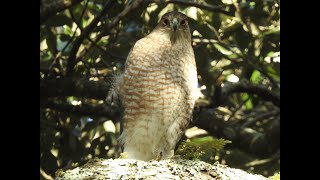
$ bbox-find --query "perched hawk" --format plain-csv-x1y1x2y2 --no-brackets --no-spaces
116,11,198,160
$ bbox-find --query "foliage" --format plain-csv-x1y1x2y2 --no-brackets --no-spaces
176,136,231,160
40,0,280,178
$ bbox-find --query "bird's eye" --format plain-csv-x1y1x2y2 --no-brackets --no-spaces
163,19,169,26
180,20,187,26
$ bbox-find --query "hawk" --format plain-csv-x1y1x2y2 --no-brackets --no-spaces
115,11,198,160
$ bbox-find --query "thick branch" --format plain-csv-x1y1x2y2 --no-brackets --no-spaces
40,0,84,24
241,110,279,128
41,101,119,118
165,0,233,16
212,80,280,107
192,107,280,157
40,77,110,100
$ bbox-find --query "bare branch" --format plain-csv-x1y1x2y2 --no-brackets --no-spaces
40,0,85,24
212,80,280,107
192,107,280,157
241,110,280,128
40,77,110,100
41,100,119,118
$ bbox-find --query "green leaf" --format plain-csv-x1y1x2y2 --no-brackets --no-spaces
213,43,232,55
250,70,261,84
266,51,275,58
260,28,280,38
242,93,253,110
270,172,280,180
266,62,280,82
245,99,253,109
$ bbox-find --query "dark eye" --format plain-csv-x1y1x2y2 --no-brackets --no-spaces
163,19,169,26
180,20,187,26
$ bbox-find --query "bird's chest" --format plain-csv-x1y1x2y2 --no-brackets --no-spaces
122,37,197,113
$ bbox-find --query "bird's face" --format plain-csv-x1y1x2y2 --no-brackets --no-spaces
157,11,190,34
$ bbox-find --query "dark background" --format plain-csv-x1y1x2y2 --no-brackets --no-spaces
40,0,280,179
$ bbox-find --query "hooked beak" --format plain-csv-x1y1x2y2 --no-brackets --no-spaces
171,18,179,32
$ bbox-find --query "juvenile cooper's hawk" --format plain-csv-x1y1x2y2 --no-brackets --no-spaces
116,11,198,160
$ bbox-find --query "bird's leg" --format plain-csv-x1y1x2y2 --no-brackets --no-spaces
170,154,181,159
155,152,162,161
153,134,176,161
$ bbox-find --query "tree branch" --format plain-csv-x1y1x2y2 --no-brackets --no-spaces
192,107,280,157
212,80,280,107
40,77,110,100
165,0,233,16
40,0,85,24
40,78,279,108
241,110,279,128
41,100,119,118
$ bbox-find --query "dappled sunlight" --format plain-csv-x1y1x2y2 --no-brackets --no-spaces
227,74,239,82
185,126,208,138
103,120,116,133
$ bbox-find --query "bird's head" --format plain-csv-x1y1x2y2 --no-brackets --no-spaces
155,11,191,43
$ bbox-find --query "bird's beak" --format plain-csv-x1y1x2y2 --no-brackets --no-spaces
171,18,179,32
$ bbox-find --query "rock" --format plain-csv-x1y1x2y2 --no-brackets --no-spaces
55,158,269,180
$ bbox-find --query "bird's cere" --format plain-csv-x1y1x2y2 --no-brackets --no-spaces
172,18,178,31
